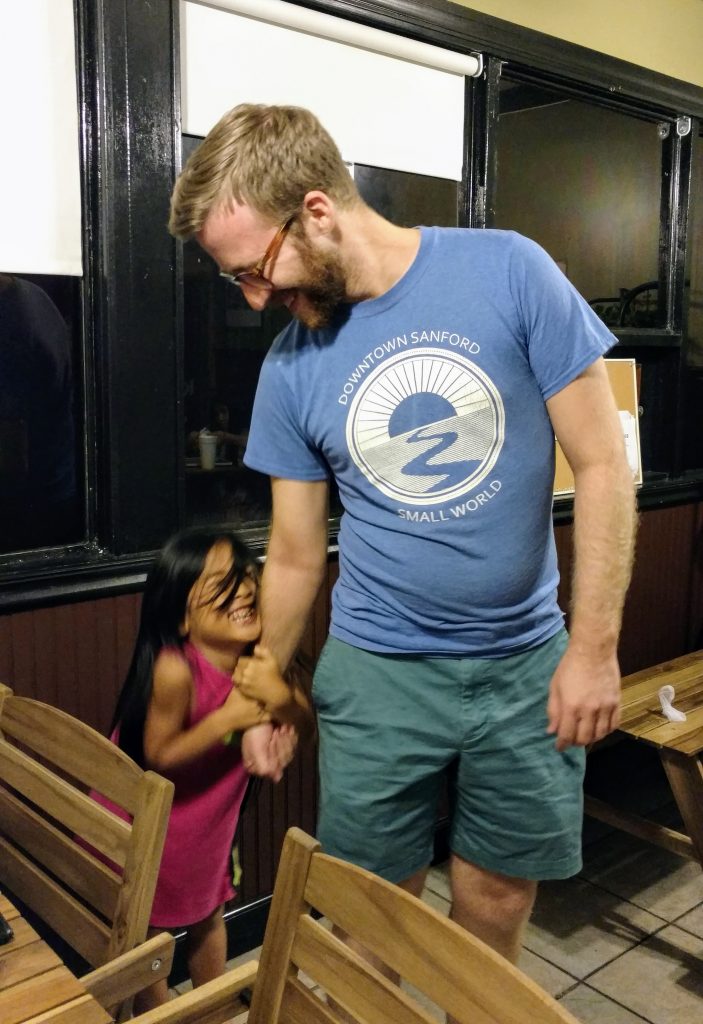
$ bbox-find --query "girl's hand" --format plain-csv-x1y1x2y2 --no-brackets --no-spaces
222,683,270,732
271,723,298,771
235,645,291,713
240,723,298,781
241,723,282,782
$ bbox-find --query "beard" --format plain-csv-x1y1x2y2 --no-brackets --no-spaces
289,236,347,330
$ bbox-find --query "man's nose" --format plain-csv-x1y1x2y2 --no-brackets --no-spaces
240,282,271,310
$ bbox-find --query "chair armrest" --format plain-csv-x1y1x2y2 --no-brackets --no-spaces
83,933,175,1007
130,960,259,1024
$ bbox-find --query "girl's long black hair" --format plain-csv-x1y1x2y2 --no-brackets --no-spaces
111,526,258,767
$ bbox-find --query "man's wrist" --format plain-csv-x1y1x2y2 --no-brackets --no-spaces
567,629,619,660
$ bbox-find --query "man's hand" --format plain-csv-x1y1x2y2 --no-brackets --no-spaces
546,645,621,751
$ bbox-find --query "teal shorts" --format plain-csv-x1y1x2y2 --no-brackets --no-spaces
312,630,584,884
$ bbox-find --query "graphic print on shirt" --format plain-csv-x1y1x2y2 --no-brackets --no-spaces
345,347,505,506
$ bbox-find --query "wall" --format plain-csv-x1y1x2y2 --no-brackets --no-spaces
451,0,703,89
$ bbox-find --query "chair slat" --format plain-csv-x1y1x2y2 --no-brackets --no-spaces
122,960,259,1024
247,828,319,1024
0,837,110,966
0,786,121,918
83,933,175,1009
0,739,131,864
1,695,142,809
108,772,174,960
305,853,580,1024
291,916,437,1024
279,976,342,1024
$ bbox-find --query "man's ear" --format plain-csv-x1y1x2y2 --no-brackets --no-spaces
300,190,336,236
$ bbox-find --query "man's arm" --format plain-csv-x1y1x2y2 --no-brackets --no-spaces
240,477,329,779
545,357,638,751
260,477,330,670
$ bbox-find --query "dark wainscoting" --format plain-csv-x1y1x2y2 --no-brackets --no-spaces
554,500,703,674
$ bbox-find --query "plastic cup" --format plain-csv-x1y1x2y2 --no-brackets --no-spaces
198,433,217,470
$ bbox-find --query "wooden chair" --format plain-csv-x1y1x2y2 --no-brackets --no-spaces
585,650,703,865
112,826,578,1024
83,932,176,1011
0,683,174,974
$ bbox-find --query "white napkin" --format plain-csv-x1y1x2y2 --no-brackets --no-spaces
658,684,687,723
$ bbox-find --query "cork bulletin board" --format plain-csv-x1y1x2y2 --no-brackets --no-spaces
554,358,642,496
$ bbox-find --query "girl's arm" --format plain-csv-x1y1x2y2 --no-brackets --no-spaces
143,650,270,772
235,645,313,739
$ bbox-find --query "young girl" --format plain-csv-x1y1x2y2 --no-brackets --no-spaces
108,525,310,1010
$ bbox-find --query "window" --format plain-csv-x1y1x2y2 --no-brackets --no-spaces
0,273,85,555
683,129,703,472
494,78,666,330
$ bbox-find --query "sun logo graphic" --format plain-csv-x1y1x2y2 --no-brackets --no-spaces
346,348,504,506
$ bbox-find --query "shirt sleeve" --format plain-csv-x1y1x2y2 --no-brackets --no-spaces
509,234,617,400
243,348,329,481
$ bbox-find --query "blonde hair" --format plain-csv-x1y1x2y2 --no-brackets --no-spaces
169,104,359,239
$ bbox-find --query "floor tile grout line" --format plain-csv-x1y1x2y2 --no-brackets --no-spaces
560,980,657,1024
521,915,674,988
518,947,581,981
666,898,703,938
575,919,672,986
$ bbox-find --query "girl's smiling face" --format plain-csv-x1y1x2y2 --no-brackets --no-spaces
181,540,260,665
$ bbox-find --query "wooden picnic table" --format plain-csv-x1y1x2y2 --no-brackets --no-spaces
585,650,703,864
0,891,111,1024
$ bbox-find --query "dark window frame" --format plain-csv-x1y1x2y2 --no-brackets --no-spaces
3,0,703,611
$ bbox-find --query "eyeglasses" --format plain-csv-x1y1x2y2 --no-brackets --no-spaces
219,216,295,291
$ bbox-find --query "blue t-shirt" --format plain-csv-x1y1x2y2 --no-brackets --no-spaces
244,228,615,656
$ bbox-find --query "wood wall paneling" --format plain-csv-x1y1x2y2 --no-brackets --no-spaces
555,503,702,676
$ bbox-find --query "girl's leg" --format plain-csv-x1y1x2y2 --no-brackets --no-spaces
133,926,172,1011
186,904,227,988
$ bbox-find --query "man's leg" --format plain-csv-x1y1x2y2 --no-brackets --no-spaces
449,854,536,963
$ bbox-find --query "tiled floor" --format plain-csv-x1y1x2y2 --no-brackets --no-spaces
177,744,703,1022
423,828,703,1023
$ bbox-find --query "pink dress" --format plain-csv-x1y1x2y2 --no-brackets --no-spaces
92,643,250,928
149,643,250,927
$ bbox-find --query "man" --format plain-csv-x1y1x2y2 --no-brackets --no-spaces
169,104,637,972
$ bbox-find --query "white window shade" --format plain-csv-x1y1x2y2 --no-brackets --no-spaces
181,0,479,181
0,0,82,276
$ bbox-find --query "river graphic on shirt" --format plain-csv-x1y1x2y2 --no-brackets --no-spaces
345,348,504,505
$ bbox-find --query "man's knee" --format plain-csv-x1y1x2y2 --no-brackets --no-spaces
450,854,537,928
